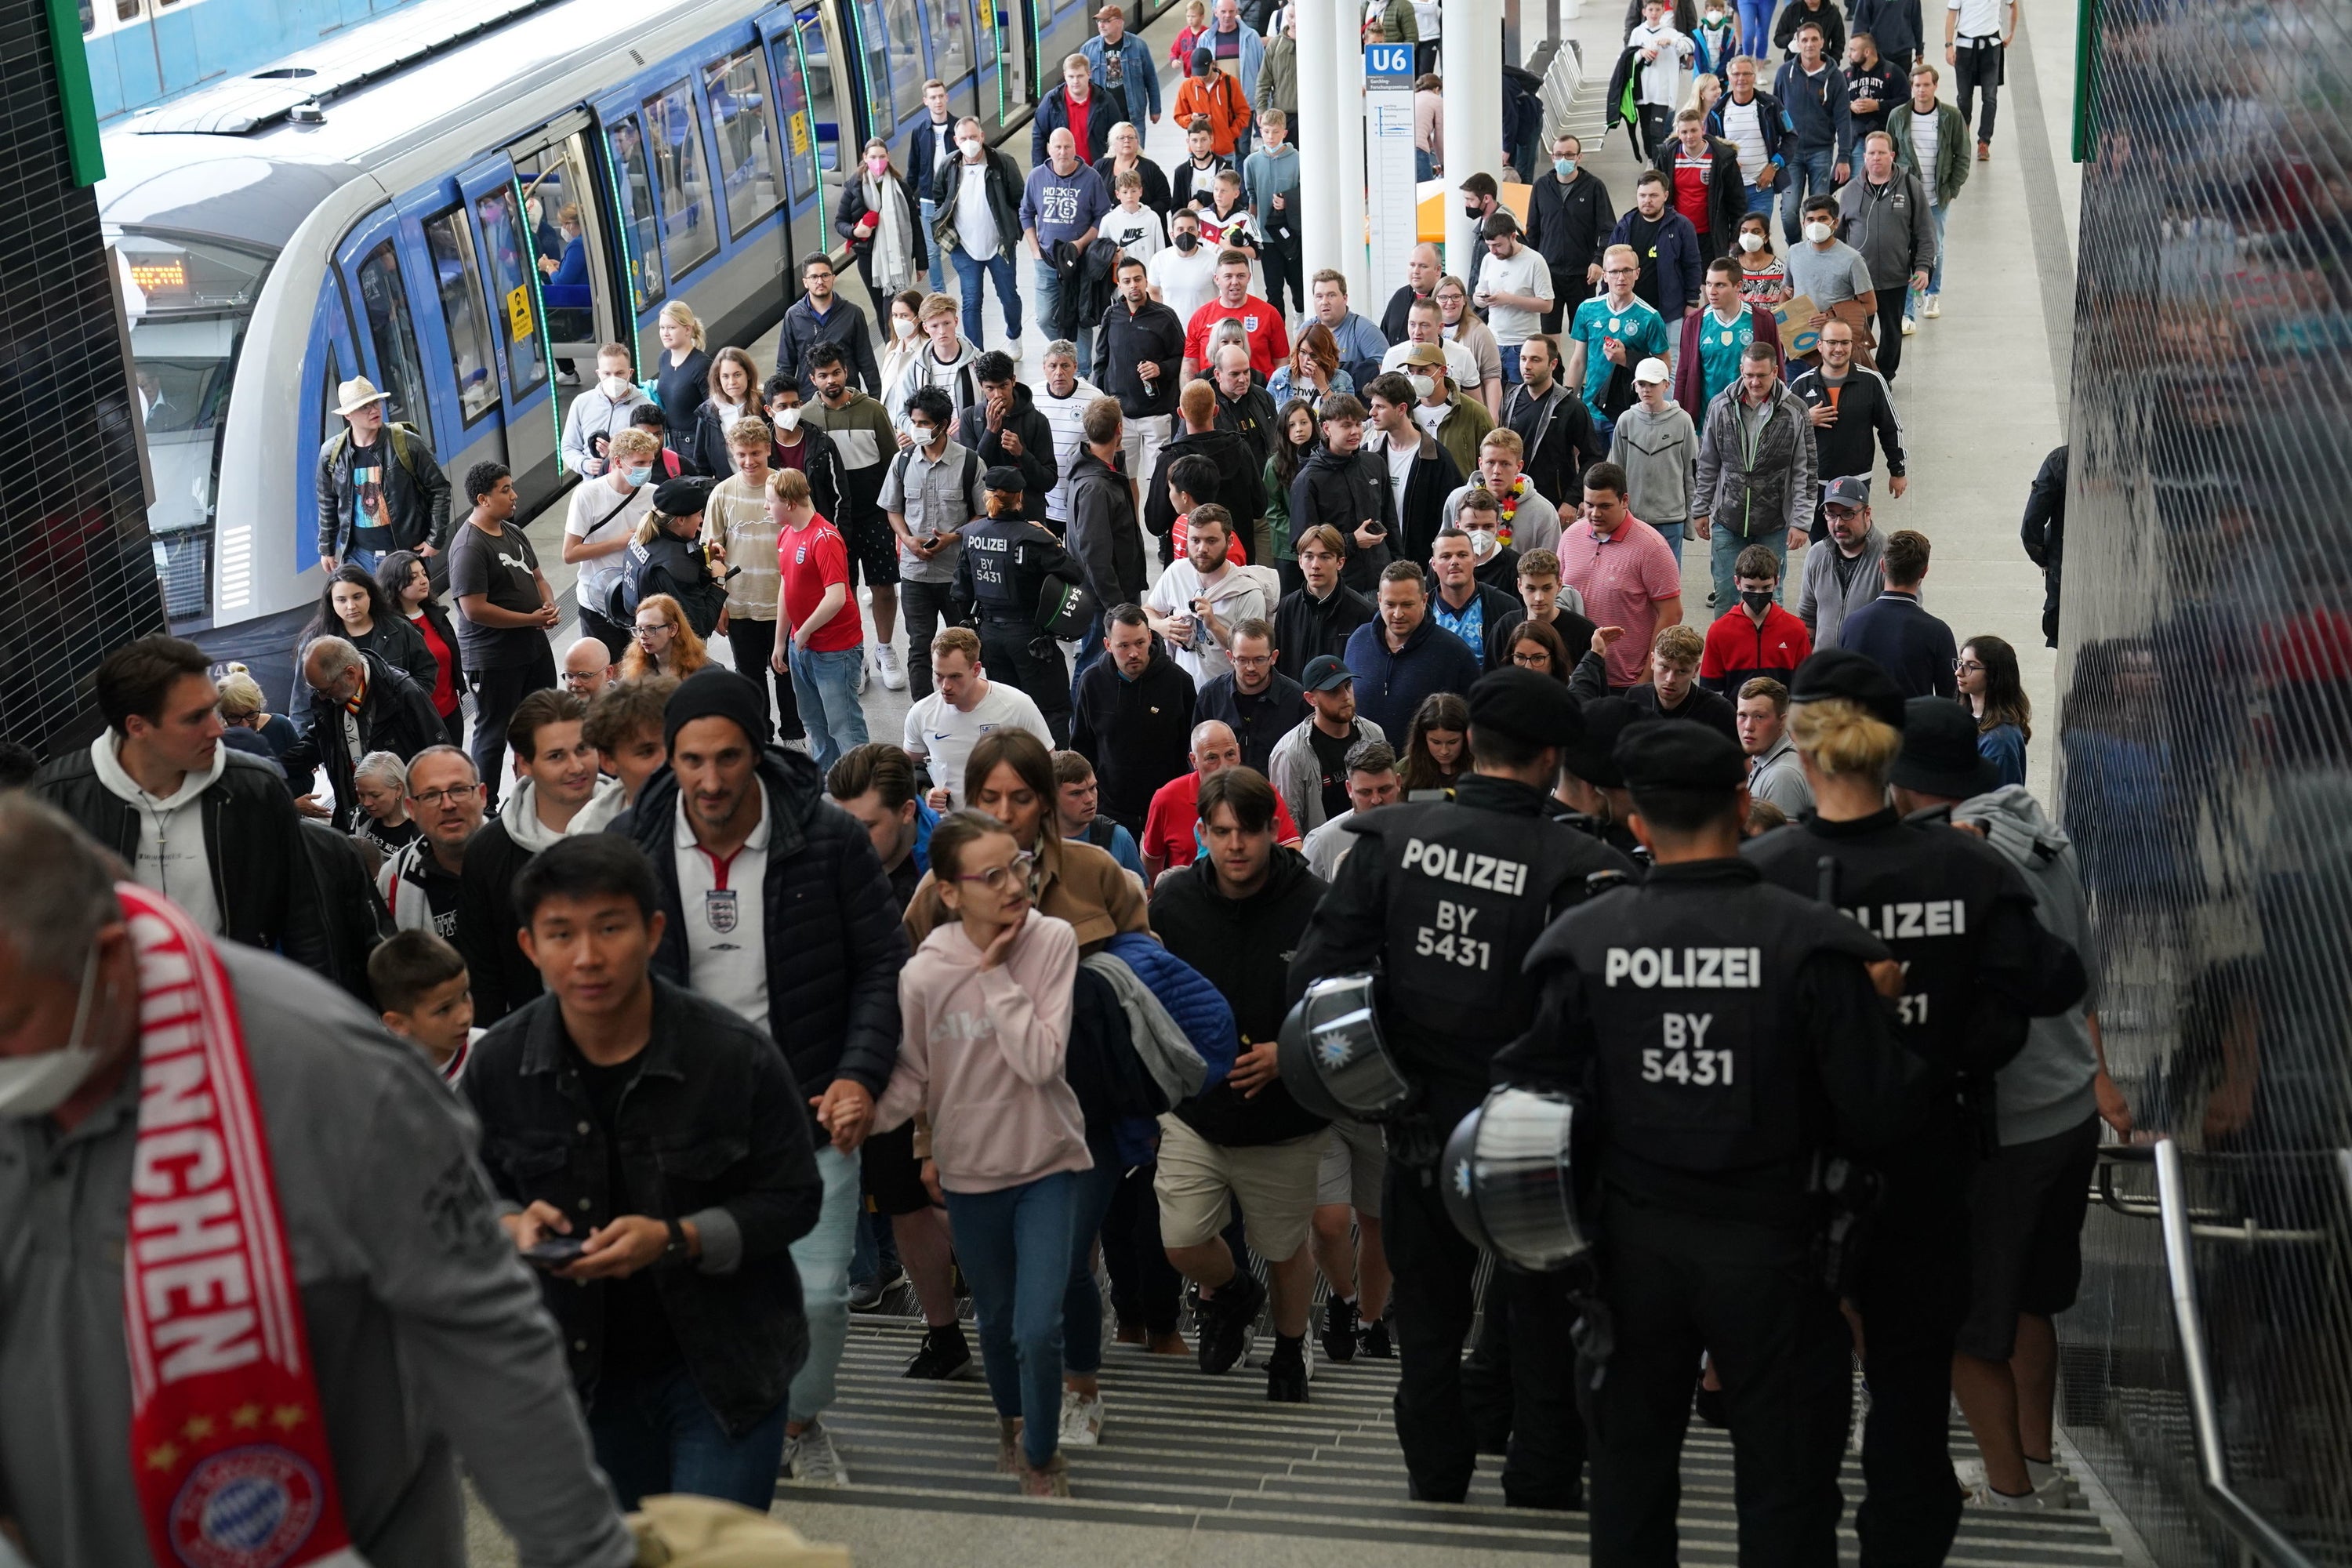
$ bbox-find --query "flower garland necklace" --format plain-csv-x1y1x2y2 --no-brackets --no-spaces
1496,474,1531,547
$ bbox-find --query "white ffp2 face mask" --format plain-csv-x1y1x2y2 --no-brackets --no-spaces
0,950,107,1120
1804,221,1835,245
1738,231,1766,252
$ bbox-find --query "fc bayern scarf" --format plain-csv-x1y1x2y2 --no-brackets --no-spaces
117,882,367,1568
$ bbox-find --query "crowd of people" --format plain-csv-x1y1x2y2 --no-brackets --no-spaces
0,0,2111,1563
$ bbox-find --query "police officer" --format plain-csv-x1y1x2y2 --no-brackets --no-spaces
1552,695,1649,865
953,465,1081,745
1289,669,1634,1509
1495,721,1926,1566
1744,652,2087,1567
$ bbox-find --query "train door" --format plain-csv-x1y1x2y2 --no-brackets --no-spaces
295,279,365,578
509,113,626,453
397,183,509,491
795,3,855,241
457,155,561,506
992,0,1031,118
916,0,981,125
758,10,828,241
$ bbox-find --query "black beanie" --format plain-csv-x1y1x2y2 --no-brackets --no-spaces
663,666,766,750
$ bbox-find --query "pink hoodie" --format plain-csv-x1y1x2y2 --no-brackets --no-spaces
877,909,1091,1195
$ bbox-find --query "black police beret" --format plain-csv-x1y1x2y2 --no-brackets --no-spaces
1788,648,1907,731
1561,696,1642,786
1616,720,1748,792
1889,696,1999,800
1468,668,1585,747
652,476,713,516
982,465,1028,493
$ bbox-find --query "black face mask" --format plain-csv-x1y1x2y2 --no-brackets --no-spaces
1174,230,1200,251
1740,589,1773,614
1463,204,1483,220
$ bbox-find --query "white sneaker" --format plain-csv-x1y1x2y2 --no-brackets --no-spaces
1058,1388,1105,1447
784,1420,851,1486
1964,1481,2049,1512
1900,314,1918,336
1955,1457,2072,1507
874,643,908,691
1925,293,1942,319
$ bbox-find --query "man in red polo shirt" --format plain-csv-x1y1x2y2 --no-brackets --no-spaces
1701,541,1813,694
771,466,869,771
1183,249,1290,379
1139,717,1301,880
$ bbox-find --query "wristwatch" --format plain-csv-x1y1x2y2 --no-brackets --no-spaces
661,1217,691,1269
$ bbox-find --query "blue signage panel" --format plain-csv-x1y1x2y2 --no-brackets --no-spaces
1366,42,1414,83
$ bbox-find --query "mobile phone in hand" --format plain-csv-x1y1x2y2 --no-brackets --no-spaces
522,1236,587,1269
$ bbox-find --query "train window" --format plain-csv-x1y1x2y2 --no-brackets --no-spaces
114,0,140,19
422,209,499,424
797,16,846,217
354,241,435,450
606,116,666,309
770,33,820,204
853,0,893,136
642,81,718,278
882,0,926,122
80,0,95,35
930,0,975,107
703,49,785,238
973,0,996,74
470,185,549,396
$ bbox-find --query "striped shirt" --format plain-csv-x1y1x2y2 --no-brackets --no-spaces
706,472,783,619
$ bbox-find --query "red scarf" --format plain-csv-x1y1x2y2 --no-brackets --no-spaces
118,882,365,1568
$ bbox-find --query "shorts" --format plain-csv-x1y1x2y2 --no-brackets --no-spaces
1152,1114,1322,1262
1955,1112,2101,1360
861,1120,933,1217
1316,1118,1387,1215
841,510,900,589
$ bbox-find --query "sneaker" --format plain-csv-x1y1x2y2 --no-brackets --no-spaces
784,1420,851,1486
1192,1271,1266,1376
1900,314,1917,336
1320,1295,1361,1363
902,1323,975,1381
874,643,908,691
1925,293,1942,319
1265,1334,1310,1403
1359,1318,1393,1359
1849,1381,1871,1456
1976,139,1991,162
1955,1457,2072,1507
1018,1450,1072,1497
1965,1481,2049,1512
849,1263,905,1312
996,1417,1024,1474
1058,1388,1105,1447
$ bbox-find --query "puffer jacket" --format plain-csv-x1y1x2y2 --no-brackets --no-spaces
1098,930,1239,1091
32,742,329,974
615,748,910,1113
1691,379,1818,545
1288,444,1396,591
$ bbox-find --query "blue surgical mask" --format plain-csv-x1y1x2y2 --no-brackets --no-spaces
622,465,652,487
1554,158,1576,180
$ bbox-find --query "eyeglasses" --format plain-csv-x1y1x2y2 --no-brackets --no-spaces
1953,659,1986,673
635,622,673,638
955,851,1038,893
410,786,481,808
1512,650,1552,670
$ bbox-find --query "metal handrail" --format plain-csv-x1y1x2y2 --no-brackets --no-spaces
2154,1138,2323,1568
2089,1144,2331,1243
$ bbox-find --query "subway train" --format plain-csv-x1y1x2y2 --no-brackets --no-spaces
78,0,436,125
101,0,1167,684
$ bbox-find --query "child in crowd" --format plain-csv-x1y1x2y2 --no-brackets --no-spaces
1170,0,1207,67
368,929,476,1083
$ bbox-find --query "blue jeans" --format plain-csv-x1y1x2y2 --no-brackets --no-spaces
786,1143,862,1424
1062,1155,1123,1377
1908,203,1949,315
590,1362,789,1511
1497,343,1523,387
1743,180,1778,218
788,644,869,775
1709,522,1789,613
1030,260,1095,376
946,1171,1078,1468
1653,520,1685,565
1416,148,1435,183
1736,0,1773,60
1781,148,1838,246
951,247,1022,345
920,198,943,293
344,545,387,574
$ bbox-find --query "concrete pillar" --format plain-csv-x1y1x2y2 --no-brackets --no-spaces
1297,0,1341,282
1442,0,1503,278
1336,28,1370,303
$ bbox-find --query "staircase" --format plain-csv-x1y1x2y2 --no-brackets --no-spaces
793,1320,2133,1564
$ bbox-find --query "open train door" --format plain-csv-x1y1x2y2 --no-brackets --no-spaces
456,153,564,512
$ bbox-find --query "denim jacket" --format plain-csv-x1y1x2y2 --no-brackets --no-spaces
465,976,824,1436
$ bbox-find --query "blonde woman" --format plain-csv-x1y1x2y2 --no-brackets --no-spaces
216,663,300,760
1682,71,1722,121
655,299,712,452
621,592,712,681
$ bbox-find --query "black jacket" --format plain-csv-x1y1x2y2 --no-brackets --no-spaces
616,749,909,1106
1196,670,1308,775
465,976,823,1437
1375,433,1465,568
1788,363,1906,494
928,147,1026,263
452,812,544,1028
1214,383,1282,473
291,612,437,712
1273,583,1377,681
314,422,453,561
1288,445,1396,593
1846,0,1921,64
299,822,394,1008
833,172,928,277
1502,380,1602,507
1773,0,1847,59
1065,449,1149,608
1145,427,1267,565
1152,849,1330,1146
1706,87,1800,191
622,529,728,637
1033,84,1117,165
904,114,960,208
33,746,330,975
686,397,752,483
955,385,1058,524
1490,603,1598,671
1572,652,1740,738
1095,296,1187,419
2020,445,2065,645
281,652,447,833
1650,134,1750,248
771,423,850,529
1524,169,1616,298
1379,285,1432,345
1050,237,1122,346
1094,152,1173,219
1072,643,1197,828
775,294,880,398
407,599,467,710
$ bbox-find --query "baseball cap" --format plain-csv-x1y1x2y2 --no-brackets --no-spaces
1301,655,1355,693
1823,475,1872,509
1632,356,1671,384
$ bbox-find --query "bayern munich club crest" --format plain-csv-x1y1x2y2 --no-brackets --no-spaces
168,1446,323,1568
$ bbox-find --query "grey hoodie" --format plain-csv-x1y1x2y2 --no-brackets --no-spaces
89,732,226,937
1955,785,2103,1145
1608,399,1700,526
